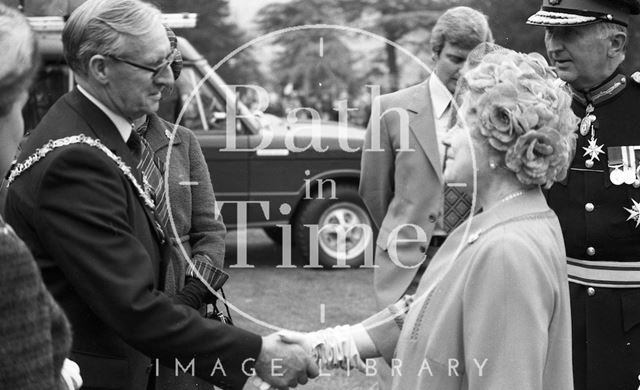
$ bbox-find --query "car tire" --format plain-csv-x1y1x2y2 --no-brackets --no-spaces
293,183,374,268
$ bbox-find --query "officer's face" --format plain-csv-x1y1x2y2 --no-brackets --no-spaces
103,22,174,119
434,42,472,94
544,25,611,90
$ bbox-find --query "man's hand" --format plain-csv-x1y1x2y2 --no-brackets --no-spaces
254,332,319,389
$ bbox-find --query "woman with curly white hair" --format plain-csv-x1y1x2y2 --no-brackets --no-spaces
276,48,579,390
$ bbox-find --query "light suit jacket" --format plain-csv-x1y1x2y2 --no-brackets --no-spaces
359,77,444,307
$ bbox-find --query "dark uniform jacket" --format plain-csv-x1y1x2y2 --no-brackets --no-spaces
546,71,640,390
4,89,261,390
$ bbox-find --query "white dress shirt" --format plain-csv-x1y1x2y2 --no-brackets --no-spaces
77,85,133,142
428,74,453,166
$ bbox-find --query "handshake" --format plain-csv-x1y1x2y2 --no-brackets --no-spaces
248,326,367,390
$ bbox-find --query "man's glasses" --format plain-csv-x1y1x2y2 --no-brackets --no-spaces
108,48,178,79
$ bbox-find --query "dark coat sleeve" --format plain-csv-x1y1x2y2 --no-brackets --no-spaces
33,145,261,389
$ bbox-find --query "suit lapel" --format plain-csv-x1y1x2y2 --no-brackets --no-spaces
65,89,160,237
144,115,183,154
406,78,443,184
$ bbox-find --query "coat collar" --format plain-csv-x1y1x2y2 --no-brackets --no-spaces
66,89,141,180
571,71,628,107
142,114,183,153
440,187,550,257
406,77,443,184
65,89,161,237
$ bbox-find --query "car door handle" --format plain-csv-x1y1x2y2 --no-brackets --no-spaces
256,149,290,156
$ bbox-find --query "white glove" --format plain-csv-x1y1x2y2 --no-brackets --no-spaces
279,327,365,372
61,358,82,390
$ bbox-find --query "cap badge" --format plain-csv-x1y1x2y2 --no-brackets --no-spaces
549,0,561,5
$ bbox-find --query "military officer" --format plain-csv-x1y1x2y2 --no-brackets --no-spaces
527,1,640,389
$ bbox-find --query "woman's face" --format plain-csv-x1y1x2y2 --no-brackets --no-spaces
0,90,28,175
442,98,490,190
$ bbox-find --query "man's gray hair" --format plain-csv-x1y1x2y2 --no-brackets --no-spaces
0,3,37,118
63,0,162,76
430,6,494,56
595,22,629,54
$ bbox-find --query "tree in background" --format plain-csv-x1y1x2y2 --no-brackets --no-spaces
154,0,263,87
256,0,361,121
0,0,263,86
336,0,456,91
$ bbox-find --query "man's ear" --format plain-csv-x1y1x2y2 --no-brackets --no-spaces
608,31,628,60
87,55,110,85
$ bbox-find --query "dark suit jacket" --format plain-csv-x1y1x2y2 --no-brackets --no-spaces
4,89,261,390
359,78,445,308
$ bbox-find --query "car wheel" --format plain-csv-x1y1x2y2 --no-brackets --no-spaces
293,183,374,268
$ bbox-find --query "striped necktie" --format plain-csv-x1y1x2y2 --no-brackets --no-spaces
127,124,169,242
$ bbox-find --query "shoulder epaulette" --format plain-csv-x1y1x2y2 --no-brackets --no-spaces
631,72,640,84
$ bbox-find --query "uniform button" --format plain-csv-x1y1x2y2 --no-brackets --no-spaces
586,247,596,256
585,203,594,212
587,287,596,296
428,214,437,223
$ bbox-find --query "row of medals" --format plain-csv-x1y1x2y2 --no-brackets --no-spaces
580,103,640,187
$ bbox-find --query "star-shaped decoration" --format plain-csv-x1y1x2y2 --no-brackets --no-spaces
582,137,604,162
624,198,640,228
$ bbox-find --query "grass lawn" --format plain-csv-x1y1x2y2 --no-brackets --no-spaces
223,230,379,389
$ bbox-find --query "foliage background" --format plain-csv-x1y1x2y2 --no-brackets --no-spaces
4,0,640,121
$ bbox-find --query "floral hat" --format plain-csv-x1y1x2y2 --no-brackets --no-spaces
461,50,579,188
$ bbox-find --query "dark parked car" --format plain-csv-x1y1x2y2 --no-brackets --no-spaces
24,19,374,268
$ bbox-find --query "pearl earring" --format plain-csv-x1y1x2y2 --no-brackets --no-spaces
489,160,498,169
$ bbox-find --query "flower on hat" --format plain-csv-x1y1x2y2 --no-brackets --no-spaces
461,50,578,188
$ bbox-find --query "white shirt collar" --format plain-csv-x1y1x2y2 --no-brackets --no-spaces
428,74,453,120
77,85,132,142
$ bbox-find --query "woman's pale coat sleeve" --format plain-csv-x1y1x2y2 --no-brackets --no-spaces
461,230,557,390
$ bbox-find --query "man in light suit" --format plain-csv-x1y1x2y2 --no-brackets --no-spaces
4,1,316,389
360,6,494,310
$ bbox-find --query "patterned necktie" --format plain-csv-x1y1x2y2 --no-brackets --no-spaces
443,186,472,232
127,125,169,241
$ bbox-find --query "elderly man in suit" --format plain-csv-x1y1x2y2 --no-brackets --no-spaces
4,1,317,389
360,6,493,310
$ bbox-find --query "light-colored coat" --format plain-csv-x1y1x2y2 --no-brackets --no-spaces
365,189,574,390
359,77,444,308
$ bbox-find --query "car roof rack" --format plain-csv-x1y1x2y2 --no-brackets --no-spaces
27,13,197,32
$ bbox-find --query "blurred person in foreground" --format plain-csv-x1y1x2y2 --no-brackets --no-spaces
0,4,81,390
527,0,640,388
3,1,317,389
287,49,578,390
